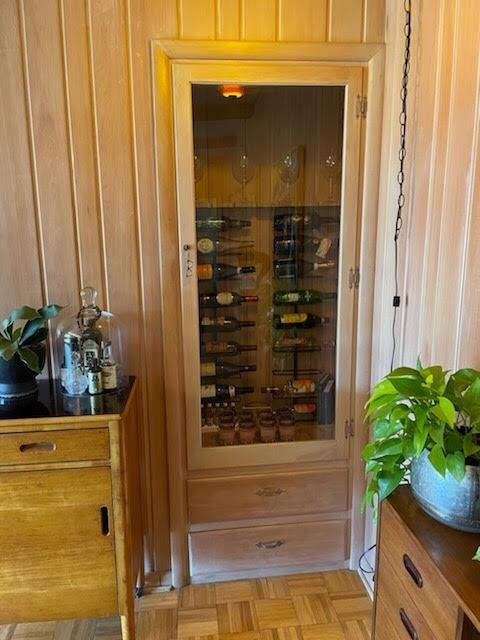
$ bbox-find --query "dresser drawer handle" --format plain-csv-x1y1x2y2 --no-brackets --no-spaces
19,442,56,453
255,539,285,550
100,506,110,536
399,608,418,640
256,487,286,497
403,554,423,588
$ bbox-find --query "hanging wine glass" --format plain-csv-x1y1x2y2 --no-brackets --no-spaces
325,150,340,201
232,149,255,185
279,148,299,184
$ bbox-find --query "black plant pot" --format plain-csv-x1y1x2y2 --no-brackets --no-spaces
0,344,46,400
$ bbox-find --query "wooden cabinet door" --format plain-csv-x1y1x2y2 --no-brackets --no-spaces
0,467,117,622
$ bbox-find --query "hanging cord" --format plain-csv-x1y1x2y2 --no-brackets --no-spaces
391,0,412,372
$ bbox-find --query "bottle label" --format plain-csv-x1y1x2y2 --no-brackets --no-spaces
204,342,229,354
228,385,235,398
201,384,216,398
197,264,213,280
101,364,117,390
197,238,215,254
83,340,99,369
216,292,234,306
88,370,103,395
200,362,216,377
281,313,308,324
282,292,300,303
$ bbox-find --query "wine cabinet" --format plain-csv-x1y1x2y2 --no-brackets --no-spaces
172,61,365,581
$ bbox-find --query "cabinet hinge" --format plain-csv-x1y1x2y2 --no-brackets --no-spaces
356,95,368,119
345,418,355,438
349,267,360,289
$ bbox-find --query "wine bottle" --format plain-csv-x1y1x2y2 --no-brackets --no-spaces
273,313,329,329
201,384,254,399
197,263,256,280
200,316,255,332
274,239,297,261
200,361,256,378
196,216,251,231
273,290,337,305
197,237,255,255
274,213,306,233
201,341,257,356
199,291,258,308
274,262,296,279
261,379,316,395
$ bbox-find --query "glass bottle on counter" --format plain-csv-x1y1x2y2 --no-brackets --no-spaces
199,292,258,308
201,341,257,356
200,361,257,378
200,316,255,332
100,341,117,390
77,287,103,369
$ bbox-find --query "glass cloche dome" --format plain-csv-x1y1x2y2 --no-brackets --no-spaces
55,286,127,395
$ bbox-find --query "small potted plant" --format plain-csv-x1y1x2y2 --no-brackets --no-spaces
362,362,480,539
0,304,62,399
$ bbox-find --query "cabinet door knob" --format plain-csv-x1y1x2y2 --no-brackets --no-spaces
403,553,423,588
399,608,418,640
256,487,286,497
19,441,56,453
100,505,110,536
255,540,285,550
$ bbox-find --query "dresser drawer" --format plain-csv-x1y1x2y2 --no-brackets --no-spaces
189,518,348,578
375,554,436,640
0,428,110,466
379,501,458,640
188,468,348,524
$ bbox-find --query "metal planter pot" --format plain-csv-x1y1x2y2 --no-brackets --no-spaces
411,449,480,533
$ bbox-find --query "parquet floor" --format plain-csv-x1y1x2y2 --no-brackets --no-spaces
0,570,371,640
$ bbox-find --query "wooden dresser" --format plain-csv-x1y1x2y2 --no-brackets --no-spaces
0,378,142,640
374,485,480,639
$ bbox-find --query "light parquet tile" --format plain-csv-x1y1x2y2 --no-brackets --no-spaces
2,570,371,640
254,600,300,631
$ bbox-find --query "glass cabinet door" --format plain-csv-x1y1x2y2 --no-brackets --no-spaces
173,63,363,470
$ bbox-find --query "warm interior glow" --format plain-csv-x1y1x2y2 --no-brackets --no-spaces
218,84,246,99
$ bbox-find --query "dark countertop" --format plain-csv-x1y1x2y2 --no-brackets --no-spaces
0,377,135,420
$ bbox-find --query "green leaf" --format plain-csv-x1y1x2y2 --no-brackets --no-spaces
419,366,447,393
371,437,403,458
20,304,62,346
1,306,40,332
430,397,456,427
377,468,405,500
38,303,63,320
365,394,398,420
362,442,376,462
428,444,447,477
416,355,424,371
0,342,18,361
20,327,48,347
473,546,480,562
373,419,403,439
402,435,415,458
429,421,445,446
463,433,480,458
446,451,466,482
413,423,429,456
366,378,398,406
17,347,40,373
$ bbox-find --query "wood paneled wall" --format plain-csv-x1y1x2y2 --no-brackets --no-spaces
1,0,384,582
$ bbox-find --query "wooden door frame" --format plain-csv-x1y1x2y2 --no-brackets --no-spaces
151,40,385,588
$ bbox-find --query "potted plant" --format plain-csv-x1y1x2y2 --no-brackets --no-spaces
362,362,480,543
0,304,62,399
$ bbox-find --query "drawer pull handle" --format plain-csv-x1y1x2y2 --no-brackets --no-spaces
256,487,286,497
399,608,418,640
403,554,423,588
255,539,285,550
19,442,56,453
100,506,110,536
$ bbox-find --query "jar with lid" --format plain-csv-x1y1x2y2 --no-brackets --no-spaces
278,408,296,442
218,409,236,446
238,411,257,445
259,410,277,443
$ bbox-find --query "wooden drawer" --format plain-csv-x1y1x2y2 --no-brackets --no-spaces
379,501,458,640
375,554,436,640
188,468,348,524
189,518,348,577
0,428,110,466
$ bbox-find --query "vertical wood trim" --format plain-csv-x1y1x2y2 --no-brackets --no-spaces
326,0,333,42
59,0,83,290
124,0,155,576
17,0,48,306
85,0,110,309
